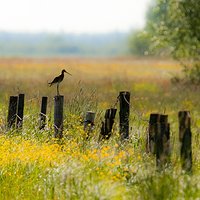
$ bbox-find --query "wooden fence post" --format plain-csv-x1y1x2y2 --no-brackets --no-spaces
16,94,25,129
39,96,48,130
84,111,95,138
178,111,192,172
119,91,130,140
54,95,64,138
7,96,18,129
146,113,160,153
156,115,170,168
100,108,117,140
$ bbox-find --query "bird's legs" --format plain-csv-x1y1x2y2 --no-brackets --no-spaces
57,83,60,96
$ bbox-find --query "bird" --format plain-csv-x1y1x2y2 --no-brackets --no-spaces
48,69,72,96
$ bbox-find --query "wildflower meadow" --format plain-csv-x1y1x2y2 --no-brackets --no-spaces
0,57,200,199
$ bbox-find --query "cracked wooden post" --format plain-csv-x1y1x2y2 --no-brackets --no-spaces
146,113,160,153
84,111,95,138
119,91,130,140
16,94,25,129
100,108,117,140
7,96,18,129
178,111,192,172
54,95,64,139
156,115,170,168
39,96,48,130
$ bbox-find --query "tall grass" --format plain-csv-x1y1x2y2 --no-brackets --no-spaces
0,57,200,199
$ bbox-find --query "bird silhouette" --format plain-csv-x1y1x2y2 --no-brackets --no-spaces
49,69,72,96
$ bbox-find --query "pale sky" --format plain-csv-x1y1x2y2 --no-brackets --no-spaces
0,0,151,33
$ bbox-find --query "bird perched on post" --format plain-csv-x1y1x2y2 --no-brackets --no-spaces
48,69,72,96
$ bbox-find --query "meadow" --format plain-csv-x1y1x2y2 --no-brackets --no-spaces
0,57,200,199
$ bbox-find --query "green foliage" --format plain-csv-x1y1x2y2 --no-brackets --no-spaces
181,63,200,85
149,0,200,61
128,30,151,56
140,0,200,83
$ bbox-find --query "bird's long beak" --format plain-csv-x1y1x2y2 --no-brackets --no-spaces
65,70,72,76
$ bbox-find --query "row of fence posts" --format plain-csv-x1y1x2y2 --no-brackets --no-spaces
7,91,130,138
6,91,192,172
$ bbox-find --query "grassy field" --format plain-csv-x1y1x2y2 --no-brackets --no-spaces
0,57,200,199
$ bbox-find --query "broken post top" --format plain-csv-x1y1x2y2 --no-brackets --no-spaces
149,113,160,124
85,111,95,123
119,91,130,95
149,114,168,124
178,111,191,128
105,108,117,119
160,115,168,124
54,95,64,100
119,91,131,101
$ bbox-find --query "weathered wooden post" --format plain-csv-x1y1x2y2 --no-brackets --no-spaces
164,122,170,161
54,95,64,138
156,115,170,168
146,113,160,153
7,96,18,129
178,111,192,172
16,94,25,129
100,108,117,140
119,91,130,140
84,111,95,138
39,96,48,130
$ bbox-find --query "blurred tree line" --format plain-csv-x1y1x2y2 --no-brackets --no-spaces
129,0,200,83
0,32,128,57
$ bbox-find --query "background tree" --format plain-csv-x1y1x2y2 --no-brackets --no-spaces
129,0,200,82
148,0,200,61
128,30,151,56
